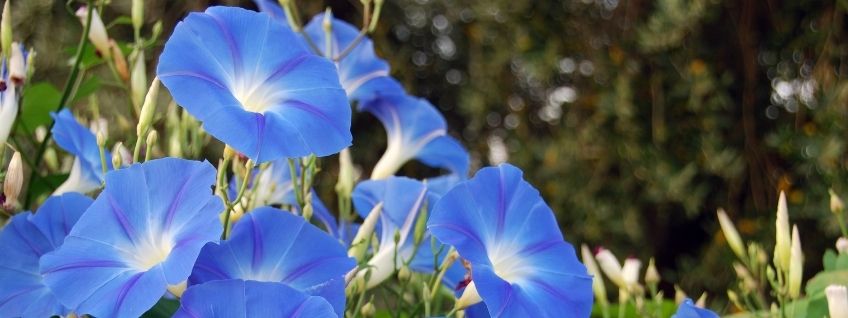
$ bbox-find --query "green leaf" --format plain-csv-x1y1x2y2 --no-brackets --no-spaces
141,297,180,318
71,76,101,103
806,269,848,296
824,249,838,271
18,82,61,133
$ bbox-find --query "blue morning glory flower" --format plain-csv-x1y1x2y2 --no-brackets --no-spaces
189,207,355,317
174,279,336,318
303,14,404,102
0,193,93,318
39,158,224,318
672,298,719,318
157,6,352,163
427,163,593,317
252,0,286,21
51,109,112,195
363,94,469,179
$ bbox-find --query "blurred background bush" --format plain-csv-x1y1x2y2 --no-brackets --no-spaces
14,0,848,309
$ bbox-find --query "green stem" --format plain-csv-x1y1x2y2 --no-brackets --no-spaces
24,0,94,208
222,160,254,239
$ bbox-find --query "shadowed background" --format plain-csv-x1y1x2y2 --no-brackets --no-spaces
13,0,848,309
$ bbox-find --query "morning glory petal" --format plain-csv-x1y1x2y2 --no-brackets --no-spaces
189,207,354,316
0,193,92,318
174,279,336,318
363,93,469,179
427,163,593,317
51,109,112,194
39,158,223,318
158,6,351,162
303,13,404,102
672,298,719,318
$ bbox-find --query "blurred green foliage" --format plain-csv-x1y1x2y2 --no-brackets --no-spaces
14,0,848,309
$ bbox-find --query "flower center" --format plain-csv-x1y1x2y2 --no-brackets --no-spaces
232,76,280,114
489,245,528,283
129,236,174,271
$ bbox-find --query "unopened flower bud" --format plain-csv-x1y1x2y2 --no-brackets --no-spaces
75,6,110,59
151,20,163,39
96,130,106,148
696,292,708,308
645,258,660,285
413,205,427,246
775,191,791,272
348,202,382,260
137,77,160,137
130,51,147,109
838,238,848,254
832,189,845,215
717,208,747,260
581,245,608,306
0,0,10,59
109,40,129,81
621,258,641,288
360,302,375,317
674,285,687,304
397,266,411,282
9,42,25,85
334,148,358,197
727,290,742,310
788,225,803,298
131,0,144,33
3,151,22,209
111,142,124,169
595,247,625,288
302,191,314,221
455,281,482,310
826,285,848,318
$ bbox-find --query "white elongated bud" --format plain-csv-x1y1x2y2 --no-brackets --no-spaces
131,0,144,33
111,142,123,169
455,281,482,310
621,258,641,288
1,0,11,58
788,225,803,298
595,247,625,288
348,202,383,260
335,148,358,197
696,292,708,308
827,285,848,318
674,285,687,304
645,257,660,285
833,189,845,215
717,208,747,260
581,245,608,306
9,42,25,85
0,76,18,146
137,77,160,136
130,51,147,109
75,6,110,59
774,191,791,271
838,237,848,254
360,302,376,317
3,151,22,209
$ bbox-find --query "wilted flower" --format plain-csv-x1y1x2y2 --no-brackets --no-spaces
826,285,848,318
364,94,469,179
428,163,593,317
174,279,336,317
50,109,112,194
672,298,718,318
0,193,93,317
157,6,351,163
580,245,608,306
595,247,625,288
189,207,354,316
622,257,642,289
40,158,223,317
